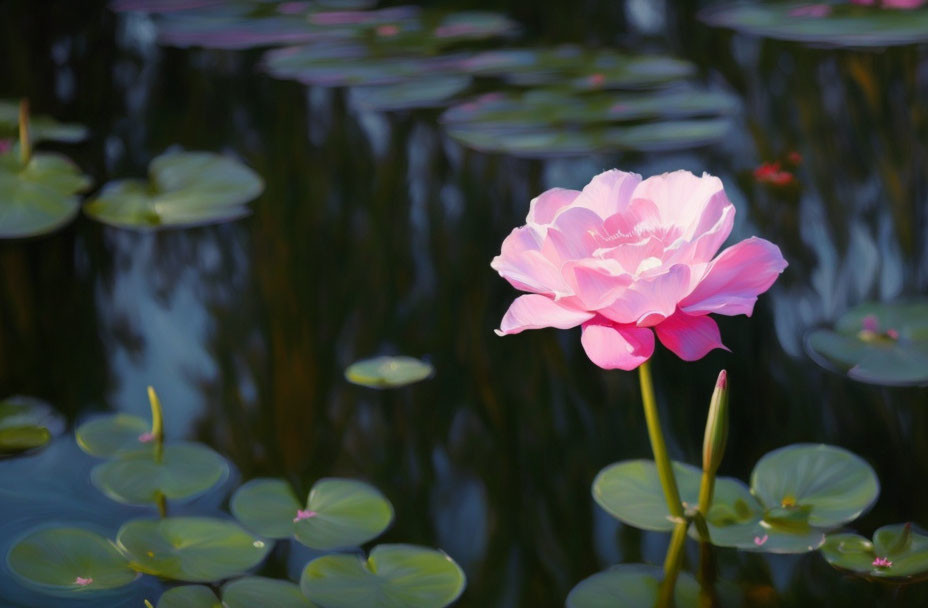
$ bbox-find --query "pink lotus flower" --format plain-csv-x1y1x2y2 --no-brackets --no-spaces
492,170,787,370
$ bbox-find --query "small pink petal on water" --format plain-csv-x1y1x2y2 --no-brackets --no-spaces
861,315,880,332
873,556,893,568
754,534,768,546
887,328,900,340
138,432,155,443
588,73,606,87
376,24,400,37
293,509,317,523
74,577,93,586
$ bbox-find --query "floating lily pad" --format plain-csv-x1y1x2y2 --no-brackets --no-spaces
822,524,928,581
300,544,466,608
349,76,472,111
0,100,89,143
91,442,229,505
110,0,226,13
230,477,393,550
157,14,340,49
76,413,153,458
223,577,316,608
345,356,434,388
566,564,699,608
118,517,271,582
806,300,928,386
83,150,264,230
0,396,63,454
0,149,91,238
8,527,138,592
157,585,223,608
700,3,928,48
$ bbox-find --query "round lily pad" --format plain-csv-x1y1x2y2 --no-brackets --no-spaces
91,442,229,505
0,100,88,143
0,149,91,238
157,585,223,608
118,517,271,582
806,300,928,386
7,527,138,592
566,563,699,608
110,0,226,13
0,396,63,454
157,14,339,50
349,76,472,111
822,524,928,581
300,544,466,608
76,413,152,458
230,477,393,550
700,3,928,48
223,576,316,608
345,356,434,388
83,150,264,230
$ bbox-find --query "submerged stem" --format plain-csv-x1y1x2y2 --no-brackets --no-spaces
147,386,164,464
156,492,167,518
637,360,684,521
658,522,689,608
18,99,30,166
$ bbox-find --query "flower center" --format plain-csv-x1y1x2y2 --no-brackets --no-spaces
635,256,663,274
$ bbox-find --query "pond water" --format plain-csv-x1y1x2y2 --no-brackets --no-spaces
1,1,927,607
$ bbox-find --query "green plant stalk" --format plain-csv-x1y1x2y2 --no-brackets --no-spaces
147,386,164,464
697,471,715,518
638,360,684,521
658,521,689,608
18,99,30,166
156,492,167,519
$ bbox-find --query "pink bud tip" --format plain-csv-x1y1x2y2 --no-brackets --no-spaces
716,370,728,389
873,556,893,568
753,534,768,546
861,315,880,332
138,432,155,443
887,328,900,340
293,509,317,523
74,576,93,586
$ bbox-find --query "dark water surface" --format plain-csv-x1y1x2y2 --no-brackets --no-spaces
1,1,928,606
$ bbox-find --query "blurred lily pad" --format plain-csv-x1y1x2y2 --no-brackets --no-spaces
230,477,393,550
0,100,88,143
300,544,466,608
76,413,152,458
345,355,434,388
0,396,63,454
110,0,225,13
118,517,271,582
349,76,472,111
0,150,91,238
806,300,928,386
822,523,928,581
157,578,314,608
566,563,698,608
157,585,223,608
91,442,229,505
83,150,264,230
700,3,928,48
8,527,137,592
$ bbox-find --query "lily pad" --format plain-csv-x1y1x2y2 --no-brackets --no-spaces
300,544,466,608
0,100,88,143
157,578,314,608
91,442,229,505
566,564,699,608
806,300,928,386
700,3,928,48
83,150,264,230
345,355,434,388
76,413,153,458
157,585,223,608
8,527,138,592
349,76,472,111
822,523,928,581
0,396,64,454
230,477,393,550
118,517,271,582
0,149,91,238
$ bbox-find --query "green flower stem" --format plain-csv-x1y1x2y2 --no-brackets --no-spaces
147,386,164,464
638,360,684,521
18,99,30,166
697,471,715,518
658,521,689,608
156,492,167,519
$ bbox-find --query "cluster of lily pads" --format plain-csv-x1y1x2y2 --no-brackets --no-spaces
6,386,465,608
0,98,264,239
109,0,739,157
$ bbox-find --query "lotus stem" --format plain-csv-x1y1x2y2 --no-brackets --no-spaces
156,492,167,518
18,99,30,166
658,521,689,608
147,386,164,464
637,360,684,521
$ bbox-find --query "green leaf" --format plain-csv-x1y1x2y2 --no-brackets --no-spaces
0,150,91,238
231,477,394,550
7,527,137,592
822,524,928,581
83,150,264,230
157,585,222,608
751,444,879,529
91,442,229,505
76,413,152,457
300,544,466,608
566,564,699,608
0,100,89,143
223,576,316,608
350,76,472,111
118,517,271,582
0,396,63,453
345,356,434,388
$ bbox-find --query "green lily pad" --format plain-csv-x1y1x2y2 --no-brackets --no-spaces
76,413,153,458
230,477,393,550
7,527,137,592
300,544,466,608
700,3,928,48
0,100,88,143
0,396,63,454
110,0,225,13
83,150,264,230
349,76,472,111
822,524,928,581
0,149,91,238
223,576,316,608
91,442,229,505
118,517,271,582
806,300,928,387
566,564,699,608
345,355,434,388
157,585,223,608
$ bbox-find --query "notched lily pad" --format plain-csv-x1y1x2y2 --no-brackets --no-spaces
118,517,271,582
7,527,137,593
566,563,699,608
230,477,393,550
349,76,472,111
0,100,89,143
345,355,434,388
76,413,153,458
806,300,928,387
157,577,313,608
83,150,264,230
0,396,64,454
156,585,223,608
822,523,928,581
300,544,466,608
